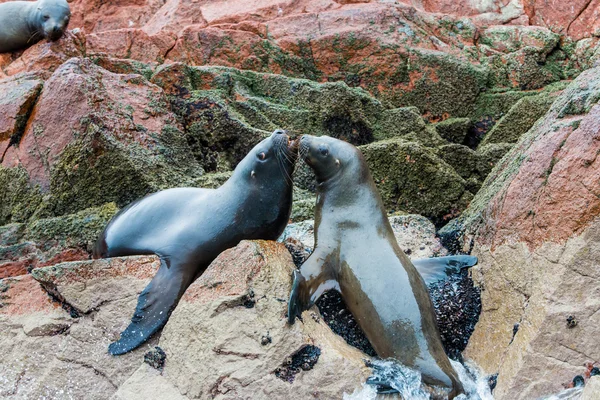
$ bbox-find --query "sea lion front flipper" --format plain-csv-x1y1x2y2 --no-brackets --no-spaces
411,255,478,286
108,257,195,355
287,251,338,325
287,269,307,324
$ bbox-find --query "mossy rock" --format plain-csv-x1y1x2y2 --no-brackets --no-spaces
360,138,472,224
155,65,449,152
0,166,45,225
488,47,563,90
436,144,478,181
0,223,26,246
434,118,471,144
479,93,558,147
48,122,201,217
25,203,119,252
172,92,269,172
388,49,488,119
191,171,233,189
373,107,444,146
291,187,317,222
478,26,559,55
476,143,516,178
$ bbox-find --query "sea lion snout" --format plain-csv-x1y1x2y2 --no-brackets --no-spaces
39,0,71,40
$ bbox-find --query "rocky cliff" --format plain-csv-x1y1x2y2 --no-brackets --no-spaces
1,0,600,399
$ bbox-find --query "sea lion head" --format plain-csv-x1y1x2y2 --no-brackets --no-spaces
36,0,71,41
236,129,299,185
300,134,361,184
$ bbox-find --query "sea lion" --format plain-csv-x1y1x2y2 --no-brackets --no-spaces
287,135,470,398
0,0,70,53
95,129,298,355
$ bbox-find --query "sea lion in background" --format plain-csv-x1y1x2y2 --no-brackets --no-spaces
95,129,298,355
287,135,474,398
0,0,70,53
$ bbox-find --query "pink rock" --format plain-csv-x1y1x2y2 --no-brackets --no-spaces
0,274,61,316
1,57,179,189
528,0,600,41
478,67,600,250
0,74,43,143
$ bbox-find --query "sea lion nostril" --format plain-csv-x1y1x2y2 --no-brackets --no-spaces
274,129,286,135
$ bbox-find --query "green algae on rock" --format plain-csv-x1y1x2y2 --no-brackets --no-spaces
360,138,473,223
434,118,472,144
479,92,560,147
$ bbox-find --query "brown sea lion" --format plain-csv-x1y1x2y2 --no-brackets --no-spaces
0,0,70,53
95,129,298,355
287,135,470,398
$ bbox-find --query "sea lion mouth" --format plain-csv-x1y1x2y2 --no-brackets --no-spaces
45,29,64,41
287,137,299,153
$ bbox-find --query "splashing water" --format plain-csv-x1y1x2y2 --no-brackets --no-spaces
343,358,494,400
538,387,584,400
452,359,495,400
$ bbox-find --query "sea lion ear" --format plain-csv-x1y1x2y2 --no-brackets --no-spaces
335,159,340,166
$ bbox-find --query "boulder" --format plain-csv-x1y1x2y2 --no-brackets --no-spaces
0,204,118,279
0,256,159,399
434,118,471,144
281,214,448,259
360,138,472,223
0,74,42,145
0,57,202,222
583,376,600,400
125,240,370,399
479,91,560,147
440,66,600,399
0,241,390,399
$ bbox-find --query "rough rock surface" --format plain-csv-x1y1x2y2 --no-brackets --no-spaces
122,240,371,399
0,242,394,399
0,57,512,236
583,376,600,400
361,138,472,223
0,204,118,279
0,256,160,399
440,66,600,399
1,0,596,120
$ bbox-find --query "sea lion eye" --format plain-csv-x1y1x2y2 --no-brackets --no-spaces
257,152,266,160
319,147,329,156
43,15,50,20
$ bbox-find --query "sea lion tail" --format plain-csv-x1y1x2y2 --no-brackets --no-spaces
93,236,108,259
411,255,478,286
108,258,194,355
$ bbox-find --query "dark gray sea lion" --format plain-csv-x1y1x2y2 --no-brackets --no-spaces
0,0,70,53
287,135,473,398
95,129,298,355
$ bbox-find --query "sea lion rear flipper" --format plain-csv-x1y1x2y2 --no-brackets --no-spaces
411,255,478,285
108,257,195,355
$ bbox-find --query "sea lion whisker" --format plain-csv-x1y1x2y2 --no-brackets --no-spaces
27,31,42,44
276,146,294,186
